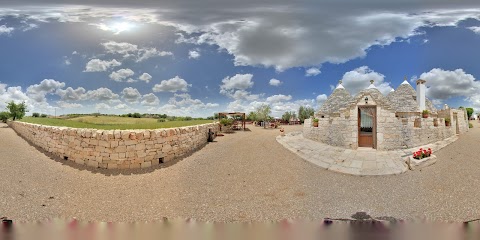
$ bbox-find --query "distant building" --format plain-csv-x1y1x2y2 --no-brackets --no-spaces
303,79,469,150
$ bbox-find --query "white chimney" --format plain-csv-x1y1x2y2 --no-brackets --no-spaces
416,79,426,112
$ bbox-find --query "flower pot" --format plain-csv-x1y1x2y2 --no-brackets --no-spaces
445,122,450,127
313,122,318,127
422,114,428,118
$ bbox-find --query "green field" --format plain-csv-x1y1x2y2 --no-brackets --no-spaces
19,116,213,130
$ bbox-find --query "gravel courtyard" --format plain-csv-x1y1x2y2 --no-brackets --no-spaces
1,121,480,222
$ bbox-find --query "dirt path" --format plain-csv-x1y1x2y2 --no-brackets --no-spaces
1,122,480,222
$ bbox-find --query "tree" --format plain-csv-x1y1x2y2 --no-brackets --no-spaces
0,111,9,123
32,112,40,117
298,106,315,123
466,107,474,119
255,104,271,129
282,111,294,123
6,101,27,121
247,111,258,121
132,112,142,118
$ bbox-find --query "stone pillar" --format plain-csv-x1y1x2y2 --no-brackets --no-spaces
416,79,426,112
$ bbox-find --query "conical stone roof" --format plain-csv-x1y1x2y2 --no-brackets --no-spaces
318,87,352,114
348,88,394,111
387,82,420,112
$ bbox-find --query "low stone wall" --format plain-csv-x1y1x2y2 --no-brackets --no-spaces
8,121,219,169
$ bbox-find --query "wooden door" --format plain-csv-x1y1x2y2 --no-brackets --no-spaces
358,106,376,148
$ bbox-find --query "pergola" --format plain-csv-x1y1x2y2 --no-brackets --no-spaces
218,112,246,130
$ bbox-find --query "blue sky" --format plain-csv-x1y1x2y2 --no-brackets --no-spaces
1,2,480,117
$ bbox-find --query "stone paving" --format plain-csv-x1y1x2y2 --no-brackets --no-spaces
276,131,458,176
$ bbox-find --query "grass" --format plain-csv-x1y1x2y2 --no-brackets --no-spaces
19,116,213,130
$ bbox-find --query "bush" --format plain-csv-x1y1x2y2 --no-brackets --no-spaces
220,118,233,126
313,118,319,122
132,113,142,118
0,111,9,123
469,123,473,128
40,114,48,118
32,112,40,117
157,118,166,122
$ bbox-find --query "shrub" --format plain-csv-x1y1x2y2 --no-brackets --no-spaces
132,113,142,118
40,114,48,118
469,123,473,128
220,118,233,126
0,111,9,123
313,118,319,122
422,110,429,114
184,116,192,121
32,112,40,117
157,118,166,122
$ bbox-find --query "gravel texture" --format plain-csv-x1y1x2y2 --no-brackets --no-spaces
1,122,480,222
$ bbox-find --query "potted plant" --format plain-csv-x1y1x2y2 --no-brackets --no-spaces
445,117,451,126
313,118,319,127
422,110,429,118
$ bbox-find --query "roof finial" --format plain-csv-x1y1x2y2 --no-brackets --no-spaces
404,76,407,81
370,80,374,84
339,80,342,84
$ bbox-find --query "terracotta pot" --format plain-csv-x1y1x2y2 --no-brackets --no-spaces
313,121,319,127
422,114,428,118
445,122,450,126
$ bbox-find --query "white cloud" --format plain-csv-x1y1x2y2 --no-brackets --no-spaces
266,94,292,103
109,68,135,82
316,94,328,105
188,50,201,59
419,68,480,100
138,73,152,83
220,74,254,90
0,25,14,35
340,66,393,95
121,87,142,103
114,103,130,110
57,101,83,108
305,67,321,77
95,103,111,110
0,85,30,110
85,87,120,101
152,76,191,92
141,93,160,106
55,87,86,101
467,26,480,34
269,78,282,86
26,79,66,103
84,59,121,72
137,48,173,62
102,41,138,55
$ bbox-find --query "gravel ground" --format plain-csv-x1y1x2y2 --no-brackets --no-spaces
1,122,480,222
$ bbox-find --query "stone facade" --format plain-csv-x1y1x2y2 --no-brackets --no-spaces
8,121,220,169
304,85,469,150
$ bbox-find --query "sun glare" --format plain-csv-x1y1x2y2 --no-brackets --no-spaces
94,21,136,34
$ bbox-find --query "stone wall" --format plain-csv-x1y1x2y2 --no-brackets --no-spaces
304,105,469,150
8,121,219,169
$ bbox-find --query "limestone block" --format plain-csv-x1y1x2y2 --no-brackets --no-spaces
129,133,137,140
111,141,119,148
130,163,141,169
107,163,118,169
87,161,99,168
135,143,146,151
121,131,130,140
110,153,119,159
116,145,127,153
99,163,108,169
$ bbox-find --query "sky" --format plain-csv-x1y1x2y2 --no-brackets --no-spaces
1,1,480,117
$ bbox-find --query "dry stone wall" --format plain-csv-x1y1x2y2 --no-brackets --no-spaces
8,121,219,169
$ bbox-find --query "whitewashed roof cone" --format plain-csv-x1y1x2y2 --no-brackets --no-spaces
367,80,376,89
336,80,345,89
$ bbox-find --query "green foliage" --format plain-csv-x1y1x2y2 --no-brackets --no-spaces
92,112,100,118
40,114,48,118
466,108,474,119
127,113,133,117
422,110,429,114
6,101,28,121
247,111,257,121
298,106,315,123
255,104,271,128
0,111,9,123
445,117,450,123
32,112,40,117
157,118,166,122
213,113,219,120
469,123,473,128
220,118,233,126
313,118,319,122
282,111,294,122
132,113,142,118
206,116,214,120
